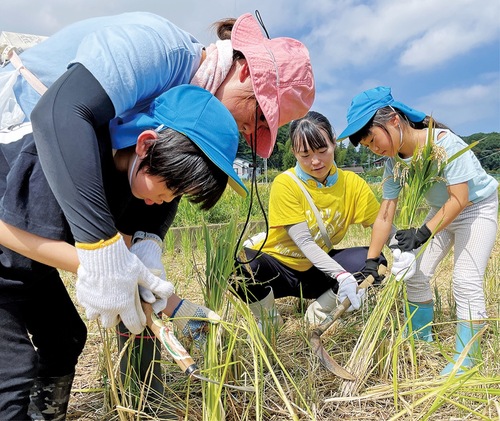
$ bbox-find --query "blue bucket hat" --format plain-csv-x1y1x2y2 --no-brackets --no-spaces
338,86,426,142
110,85,247,197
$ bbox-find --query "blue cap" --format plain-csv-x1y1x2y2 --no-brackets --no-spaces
338,86,426,141
110,85,247,197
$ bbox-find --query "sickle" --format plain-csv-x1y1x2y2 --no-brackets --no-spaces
309,265,387,379
142,302,255,393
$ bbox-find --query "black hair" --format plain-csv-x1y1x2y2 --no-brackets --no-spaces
349,107,450,147
289,110,336,152
137,128,228,210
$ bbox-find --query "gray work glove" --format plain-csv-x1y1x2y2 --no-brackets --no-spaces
304,288,340,325
171,299,221,346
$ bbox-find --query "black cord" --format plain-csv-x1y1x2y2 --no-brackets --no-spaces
255,10,270,39
233,9,271,266
233,103,269,266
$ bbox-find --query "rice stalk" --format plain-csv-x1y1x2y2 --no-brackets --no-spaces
328,373,500,419
229,294,314,420
340,121,479,397
193,217,314,420
198,218,240,421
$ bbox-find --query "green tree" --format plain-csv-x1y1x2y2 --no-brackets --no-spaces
344,143,360,166
462,132,500,172
267,124,290,170
280,138,295,170
335,141,347,166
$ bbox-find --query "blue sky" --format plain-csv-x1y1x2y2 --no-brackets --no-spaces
1,0,499,137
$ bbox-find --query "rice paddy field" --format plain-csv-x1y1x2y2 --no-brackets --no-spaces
62,185,500,421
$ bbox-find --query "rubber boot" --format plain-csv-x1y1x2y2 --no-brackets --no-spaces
440,321,484,376
117,322,177,420
405,301,434,342
248,287,283,335
28,372,74,420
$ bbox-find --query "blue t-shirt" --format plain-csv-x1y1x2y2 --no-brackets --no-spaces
383,129,498,207
1,12,204,123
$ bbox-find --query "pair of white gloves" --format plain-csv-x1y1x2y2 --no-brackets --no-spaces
305,249,417,325
305,272,365,325
75,233,219,338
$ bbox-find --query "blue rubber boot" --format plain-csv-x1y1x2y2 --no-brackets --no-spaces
440,321,484,376
405,301,434,342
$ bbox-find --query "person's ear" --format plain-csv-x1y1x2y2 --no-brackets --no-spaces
136,130,158,157
390,113,401,128
238,60,251,83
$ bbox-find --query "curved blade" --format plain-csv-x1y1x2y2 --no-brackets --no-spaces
310,329,356,380
308,266,387,379
143,302,256,393
310,306,356,380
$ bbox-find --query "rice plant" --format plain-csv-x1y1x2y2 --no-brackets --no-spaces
340,121,479,398
193,217,315,420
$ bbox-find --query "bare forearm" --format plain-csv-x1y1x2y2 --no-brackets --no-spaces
426,183,469,233
0,220,182,314
0,220,79,272
367,199,397,258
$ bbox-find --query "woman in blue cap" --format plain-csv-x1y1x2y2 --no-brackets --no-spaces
338,86,498,376
0,84,245,420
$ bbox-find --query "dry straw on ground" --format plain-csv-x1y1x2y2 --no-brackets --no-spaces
63,215,499,420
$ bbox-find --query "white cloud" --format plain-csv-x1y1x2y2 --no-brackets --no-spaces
1,0,498,134
303,0,499,72
416,76,500,134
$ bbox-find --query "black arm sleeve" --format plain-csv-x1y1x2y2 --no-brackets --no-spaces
31,64,117,243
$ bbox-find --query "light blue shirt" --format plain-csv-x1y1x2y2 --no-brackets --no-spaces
1,12,204,125
383,129,498,207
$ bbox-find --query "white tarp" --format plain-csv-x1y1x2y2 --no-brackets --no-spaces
0,31,47,66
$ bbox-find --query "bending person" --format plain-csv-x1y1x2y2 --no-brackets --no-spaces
0,85,244,420
0,11,314,418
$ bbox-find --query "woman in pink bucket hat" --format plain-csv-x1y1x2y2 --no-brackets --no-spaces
207,12,316,158
0,10,314,420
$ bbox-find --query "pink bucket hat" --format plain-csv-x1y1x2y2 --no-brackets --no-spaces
231,13,315,158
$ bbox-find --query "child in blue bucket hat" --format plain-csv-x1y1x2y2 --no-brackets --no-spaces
339,86,498,376
0,84,245,419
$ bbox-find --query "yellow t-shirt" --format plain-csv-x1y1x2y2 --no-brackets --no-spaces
253,167,380,271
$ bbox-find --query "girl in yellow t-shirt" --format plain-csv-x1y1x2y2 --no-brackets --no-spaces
236,111,387,329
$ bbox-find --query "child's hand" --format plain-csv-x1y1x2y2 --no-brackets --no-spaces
391,249,417,281
395,224,432,251
170,299,221,345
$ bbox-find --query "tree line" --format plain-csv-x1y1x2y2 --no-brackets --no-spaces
237,125,500,174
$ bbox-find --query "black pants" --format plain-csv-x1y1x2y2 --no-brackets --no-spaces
236,246,387,303
0,269,87,420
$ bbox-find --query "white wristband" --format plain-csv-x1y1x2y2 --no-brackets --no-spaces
132,231,163,249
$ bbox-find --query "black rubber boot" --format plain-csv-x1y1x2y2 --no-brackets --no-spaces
28,372,74,420
117,322,178,420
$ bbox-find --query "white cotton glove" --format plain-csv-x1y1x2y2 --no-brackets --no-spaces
130,236,168,314
391,249,417,281
170,299,221,346
75,234,175,334
337,272,366,312
304,288,340,325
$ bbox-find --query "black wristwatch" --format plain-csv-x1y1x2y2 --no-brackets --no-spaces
132,231,163,249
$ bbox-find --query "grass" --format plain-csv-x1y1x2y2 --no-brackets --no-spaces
62,184,499,421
